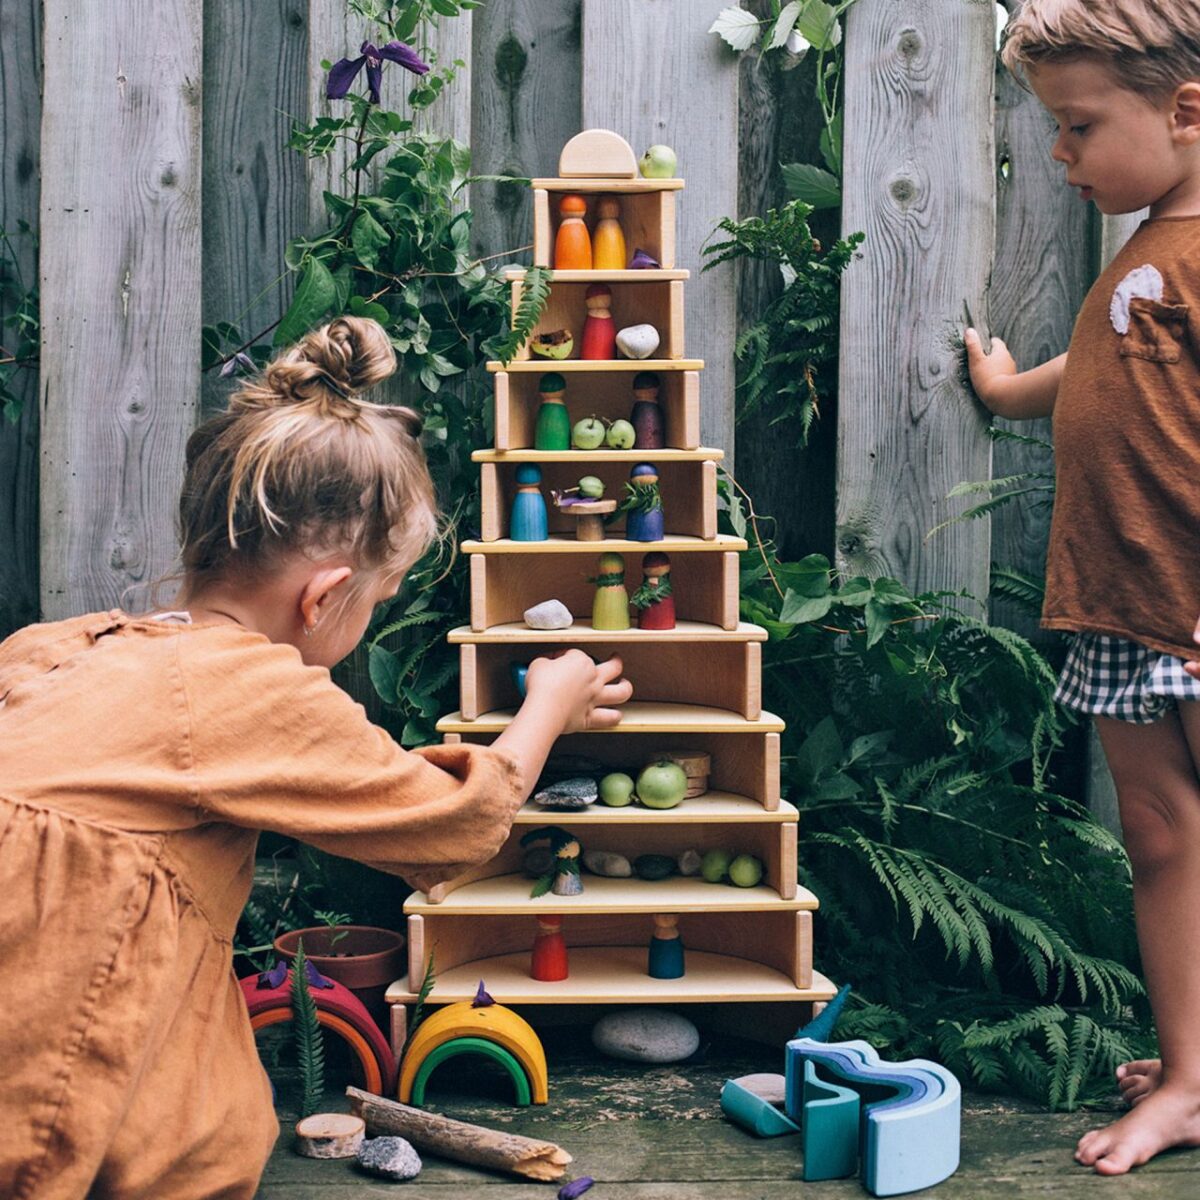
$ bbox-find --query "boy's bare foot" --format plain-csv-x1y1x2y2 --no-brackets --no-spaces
1075,1080,1200,1174
1116,1059,1163,1107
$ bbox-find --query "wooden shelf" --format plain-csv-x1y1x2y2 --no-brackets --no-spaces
437,701,785,734
504,268,689,283
386,953,834,1007
449,619,766,643
462,534,745,554
512,795,797,824
488,359,703,373
472,448,723,463
532,178,685,192
405,872,816,915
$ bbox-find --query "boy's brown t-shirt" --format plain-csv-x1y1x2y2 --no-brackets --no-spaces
1043,215,1200,658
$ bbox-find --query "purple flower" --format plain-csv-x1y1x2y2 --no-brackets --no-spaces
327,40,430,104
304,959,335,989
629,248,660,270
257,959,289,990
557,1178,595,1200
472,980,496,1008
219,351,255,379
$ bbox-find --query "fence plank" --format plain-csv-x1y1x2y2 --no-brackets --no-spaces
836,0,994,602
581,0,739,459
988,59,1091,638
0,0,41,636
39,0,203,620
471,0,582,264
201,0,309,415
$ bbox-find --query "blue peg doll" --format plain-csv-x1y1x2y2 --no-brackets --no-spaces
622,463,664,542
510,464,549,541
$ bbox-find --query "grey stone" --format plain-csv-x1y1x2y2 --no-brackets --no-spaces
534,777,598,810
615,323,661,360
356,1136,422,1181
583,849,633,877
591,1008,700,1064
524,599,573,629
677,849,702,876
729,1072,787,1106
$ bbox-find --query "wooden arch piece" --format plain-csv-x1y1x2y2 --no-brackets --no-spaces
410,1036,533,1107
559,129,638,179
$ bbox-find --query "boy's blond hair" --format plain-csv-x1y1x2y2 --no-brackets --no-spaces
1003,0,1200,97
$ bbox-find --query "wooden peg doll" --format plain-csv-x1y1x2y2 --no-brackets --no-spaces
580,284,617,360
554,194,592,270
530,915,569,981
591,551,631,631
592,197,627,271
631,371,664,450
534,372,571,451
621,463,664,542
520,826,583,896
631,551,675,630
510,464,548,541
647,914,685,979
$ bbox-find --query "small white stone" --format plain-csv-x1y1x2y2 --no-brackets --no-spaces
592,1008,700,1063
524,599,573,629
615,324,661,360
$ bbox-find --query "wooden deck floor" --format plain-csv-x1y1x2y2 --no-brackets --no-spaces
256,1026,1200,1198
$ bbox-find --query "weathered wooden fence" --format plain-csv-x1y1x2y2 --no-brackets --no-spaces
0,0,1142,811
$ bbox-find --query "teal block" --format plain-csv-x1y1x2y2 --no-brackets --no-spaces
801,1061,859,1181
720,1079,802,1138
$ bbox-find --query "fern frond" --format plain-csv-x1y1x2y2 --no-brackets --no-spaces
291,941,325,1119
989,564,1045,615
486,265,551,365
370,609,445,643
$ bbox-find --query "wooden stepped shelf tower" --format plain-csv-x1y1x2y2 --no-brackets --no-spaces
386,130,834,1054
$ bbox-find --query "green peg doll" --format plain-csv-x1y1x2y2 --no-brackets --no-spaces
534,372,571,451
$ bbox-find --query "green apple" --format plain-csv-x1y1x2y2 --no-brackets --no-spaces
606,419,636,449
639,144,677,179
599,771,635,807
636,760,688,809
578,475,605,499
700,848,734,884
728,854,764,888
572,416,606,450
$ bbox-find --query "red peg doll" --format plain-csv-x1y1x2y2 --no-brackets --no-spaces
530,915,569,981
631,551,675,629
580,284,617,360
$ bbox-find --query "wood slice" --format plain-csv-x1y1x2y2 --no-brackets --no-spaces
294,1113,366,1159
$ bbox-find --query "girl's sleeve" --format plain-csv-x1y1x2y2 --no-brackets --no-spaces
179,633,527,892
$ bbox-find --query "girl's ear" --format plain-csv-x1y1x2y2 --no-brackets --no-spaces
1171,81,1200,145
299,566,354,633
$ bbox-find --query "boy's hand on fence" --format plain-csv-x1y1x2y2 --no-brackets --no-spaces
964,327,1018,410
525,649,632,733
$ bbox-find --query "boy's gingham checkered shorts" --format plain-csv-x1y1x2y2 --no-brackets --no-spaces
1055,632,1200,724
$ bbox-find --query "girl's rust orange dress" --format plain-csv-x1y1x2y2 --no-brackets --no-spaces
0,611,524,1199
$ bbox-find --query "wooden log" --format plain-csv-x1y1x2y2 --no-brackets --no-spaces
346,1086,572,1181
294,1113,366,1159
582,0,739,460
837,1,995,601
40,0,203,619
0,0,41,636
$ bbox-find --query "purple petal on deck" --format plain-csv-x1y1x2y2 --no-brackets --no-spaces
472,980,496,1007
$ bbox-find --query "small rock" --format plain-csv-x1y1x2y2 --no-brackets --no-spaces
677,849,702,876
524,846,557,877
534,777,598,810
592,1008,700,1063
729,1072,787,1106
356,1136,422,1181
583,849,633,877
524,599,573,629
633,853,676,880
615,323,661,360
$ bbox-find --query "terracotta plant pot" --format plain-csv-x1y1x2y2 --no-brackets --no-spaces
273,925,406,1033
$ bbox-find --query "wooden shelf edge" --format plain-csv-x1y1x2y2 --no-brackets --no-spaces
462,535,746,554
503,268,689,283
471,448,724,463
487,359,704,373
436,702,785,734
448,620,767,643
510,795,799,823
531,178,686,192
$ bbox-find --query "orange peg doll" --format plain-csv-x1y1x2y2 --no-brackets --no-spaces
592,197,627,271
554,195,592,270
581,284,617,360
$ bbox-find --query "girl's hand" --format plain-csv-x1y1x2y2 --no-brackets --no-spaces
964,327,1018,409
524,649,632,733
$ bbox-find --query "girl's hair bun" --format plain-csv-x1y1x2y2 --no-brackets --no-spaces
231,316,397,417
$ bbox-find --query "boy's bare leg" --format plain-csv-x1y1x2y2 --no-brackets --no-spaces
1074,711,1200,1174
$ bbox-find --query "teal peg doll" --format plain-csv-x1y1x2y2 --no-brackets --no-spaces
510,464,549,541
534,372,571,451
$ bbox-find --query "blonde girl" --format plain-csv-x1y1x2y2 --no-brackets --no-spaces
0,316,630,1199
